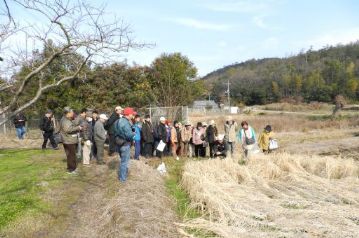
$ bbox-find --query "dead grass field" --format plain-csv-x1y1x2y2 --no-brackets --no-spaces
180,154,359,238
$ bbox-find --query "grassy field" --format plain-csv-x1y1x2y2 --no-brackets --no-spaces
0,149,67,230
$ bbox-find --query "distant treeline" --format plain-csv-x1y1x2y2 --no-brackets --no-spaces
0,46,205,117
203,41,359,105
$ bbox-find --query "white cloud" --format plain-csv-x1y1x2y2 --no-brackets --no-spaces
253,16,267,29
293,27,359,50
203,0,268,13
169,18,232,31
306,28,359,49
217,41,228,47
262,37,279,49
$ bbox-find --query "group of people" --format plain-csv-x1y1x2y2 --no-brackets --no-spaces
15,105,276,184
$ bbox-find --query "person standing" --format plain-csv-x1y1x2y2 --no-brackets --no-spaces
141,115,154,158
13,112,27,140
59,107,82,174
258,125,275,153
133,115,142,160
74,108,87,159
224,117,238,157
237,121,257,157
82,111,93,165
156,117,167,159
181,122,192,157
105,106,123,156
170,121,181,160
39,110,58,150
192,122,205,158
116,107,136,183
206,120,218,158
91,110,99,160
94,114,108,165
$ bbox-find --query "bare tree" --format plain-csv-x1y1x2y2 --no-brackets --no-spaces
0,0,144,126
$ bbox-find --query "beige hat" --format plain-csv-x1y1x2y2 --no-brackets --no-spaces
202,122,208,126
99,114,108,120
160,116,166,122
209,120,215,125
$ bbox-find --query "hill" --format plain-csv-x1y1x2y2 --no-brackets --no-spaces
202,42,359,105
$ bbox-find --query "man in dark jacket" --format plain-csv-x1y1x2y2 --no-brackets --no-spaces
206,120,218,158
39,110,58,150
105,106,123,156
91,110,99,160
141,115,154,158
13,112,27,139
156,116,167,158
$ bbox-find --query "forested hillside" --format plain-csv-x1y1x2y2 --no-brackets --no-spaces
203,42,359,105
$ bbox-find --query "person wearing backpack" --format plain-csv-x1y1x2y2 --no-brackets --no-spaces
39,110,58,150
237,121,257,157
115,107,136,183
105,106,123,156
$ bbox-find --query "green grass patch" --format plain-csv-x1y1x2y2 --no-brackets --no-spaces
149,157,216,237
0,149,67,230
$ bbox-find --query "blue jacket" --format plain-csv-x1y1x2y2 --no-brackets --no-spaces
116,117,134,142
134,122,142,141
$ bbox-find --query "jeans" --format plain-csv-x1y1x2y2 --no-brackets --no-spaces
15,126,26,139
118,144,131,182
226,141,235,155
134,140,141,160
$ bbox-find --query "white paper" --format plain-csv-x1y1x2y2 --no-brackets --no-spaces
156,140,166,152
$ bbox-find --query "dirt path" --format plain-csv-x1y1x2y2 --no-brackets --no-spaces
44,156,180,238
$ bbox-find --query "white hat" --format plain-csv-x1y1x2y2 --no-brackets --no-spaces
99,114,108,120
217,134,225,141
160,116,166,122
202,122,208,126
115,106,123,111
209,120,215,125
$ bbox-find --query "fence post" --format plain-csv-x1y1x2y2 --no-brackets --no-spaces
2,114,6,134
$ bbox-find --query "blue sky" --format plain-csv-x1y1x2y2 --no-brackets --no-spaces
5,0,359,77
97,0,359,76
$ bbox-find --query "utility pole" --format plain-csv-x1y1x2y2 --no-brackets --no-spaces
224,80,231,108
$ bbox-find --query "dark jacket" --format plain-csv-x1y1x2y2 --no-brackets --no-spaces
213,141,227,157
142,121,154,143
39,116,54,132
81,120,92,141
105,112,120,134
13,114,27,128
206,125,218,143
156,123,167,142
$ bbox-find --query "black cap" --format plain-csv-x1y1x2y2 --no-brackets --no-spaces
265,125,272,132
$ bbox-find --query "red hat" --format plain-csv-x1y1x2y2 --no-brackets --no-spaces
123,107,136,116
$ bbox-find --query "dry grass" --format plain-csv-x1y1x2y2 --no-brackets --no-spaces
0,134,43,149
189,114,359,133
98,160,180,238
260,102,333,112
181,153,359,238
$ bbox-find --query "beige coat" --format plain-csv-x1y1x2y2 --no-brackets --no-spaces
181,127,192,143
59,116,80,144
224,122,238,142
